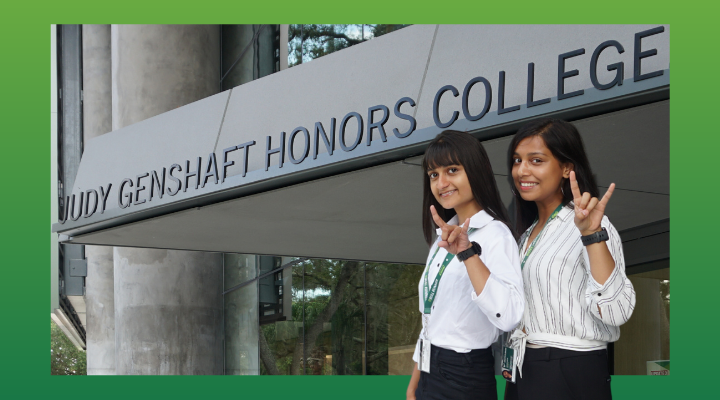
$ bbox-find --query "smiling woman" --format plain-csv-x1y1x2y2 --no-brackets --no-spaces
406,130,524,400
504,119,635,400
421,131,514,245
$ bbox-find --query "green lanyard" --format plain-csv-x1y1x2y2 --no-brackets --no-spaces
520,204,564,270
423,228,477,314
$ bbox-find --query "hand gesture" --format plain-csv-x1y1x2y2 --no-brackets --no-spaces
570,171,615,236
430,205,471,255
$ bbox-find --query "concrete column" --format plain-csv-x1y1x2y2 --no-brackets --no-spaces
83,24,112,142
114,249,224,374
223,254,259,375
82,24,115,375
85,245,115,374
111,24,220,129
110,24,223,375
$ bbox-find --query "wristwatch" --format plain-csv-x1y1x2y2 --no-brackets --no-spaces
581,227,609,246
457,241,482,262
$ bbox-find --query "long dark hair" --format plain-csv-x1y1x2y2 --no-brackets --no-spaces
422,130,512,246
507,118,599,235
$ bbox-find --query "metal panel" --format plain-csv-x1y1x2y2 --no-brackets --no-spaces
58,25,86,299
60,24,83,191
70,258,88,277
620,219,670,267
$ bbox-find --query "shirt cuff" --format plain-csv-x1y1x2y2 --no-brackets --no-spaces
471,274,511,327
585,257,624,304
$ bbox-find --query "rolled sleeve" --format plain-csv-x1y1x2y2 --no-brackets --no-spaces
470,224,524,332
583,218,636,326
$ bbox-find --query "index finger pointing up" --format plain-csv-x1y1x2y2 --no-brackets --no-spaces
569,171,582,203
430,205,447,229
598,183,616,208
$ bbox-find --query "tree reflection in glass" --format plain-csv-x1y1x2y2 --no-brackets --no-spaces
258,258,422,375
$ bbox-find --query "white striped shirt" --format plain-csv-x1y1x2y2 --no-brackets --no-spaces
517,203,635,351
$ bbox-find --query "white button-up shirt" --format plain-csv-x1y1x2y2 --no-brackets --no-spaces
412,209,524,362
517,203,636,351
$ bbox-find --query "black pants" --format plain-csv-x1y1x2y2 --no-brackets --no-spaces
504,347,612,400
415,344,497,400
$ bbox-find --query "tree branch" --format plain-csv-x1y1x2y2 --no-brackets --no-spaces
290,261,361,375
258,326,281,375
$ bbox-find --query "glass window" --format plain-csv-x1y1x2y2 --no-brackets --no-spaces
259,258,303,375
225,255,423,375
221,25,280,90
288,24,410,67
613,263,670,375
302,259,365,375
366,262,424,375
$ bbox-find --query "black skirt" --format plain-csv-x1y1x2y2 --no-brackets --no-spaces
504,347,612,400
415,344,497,400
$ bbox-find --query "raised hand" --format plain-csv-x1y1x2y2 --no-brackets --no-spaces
570,171,615,236
430,205,471,255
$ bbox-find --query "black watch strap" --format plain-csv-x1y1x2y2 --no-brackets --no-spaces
457,241,482,261
581,227,609,246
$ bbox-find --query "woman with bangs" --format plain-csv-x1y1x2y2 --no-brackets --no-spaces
406,130,524,400
503,119,635,400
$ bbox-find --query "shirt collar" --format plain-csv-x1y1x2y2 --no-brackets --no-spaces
557,202,574,222
436,209,494,236
521,202,573,236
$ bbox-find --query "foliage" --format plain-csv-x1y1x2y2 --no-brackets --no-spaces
51,319,86,375
288,24,411,67
660,280,670,323
259,258,423,375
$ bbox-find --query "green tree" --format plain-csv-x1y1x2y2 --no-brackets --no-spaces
288,24,410,67
51,319,86,375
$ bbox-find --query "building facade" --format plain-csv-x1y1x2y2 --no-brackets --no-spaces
51,24,669,376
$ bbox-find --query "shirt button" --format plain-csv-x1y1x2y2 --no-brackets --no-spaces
496,313,501,318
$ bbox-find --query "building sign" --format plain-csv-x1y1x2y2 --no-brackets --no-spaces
54,25,669,233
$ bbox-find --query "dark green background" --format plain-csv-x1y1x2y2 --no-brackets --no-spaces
2,1,714,398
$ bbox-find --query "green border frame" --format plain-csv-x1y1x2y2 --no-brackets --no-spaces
2,0,715,398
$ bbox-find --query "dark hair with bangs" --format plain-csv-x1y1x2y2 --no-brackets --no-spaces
422,130,513,246
507,118,599,234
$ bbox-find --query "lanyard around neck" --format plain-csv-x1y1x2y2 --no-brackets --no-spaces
520,204,564,270
423,227,477,314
